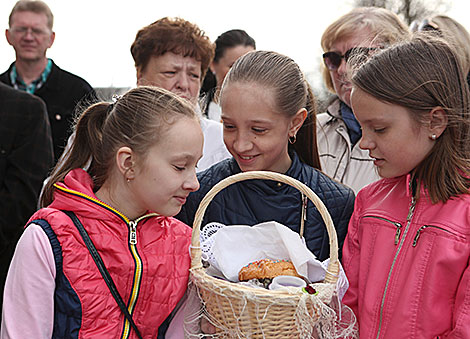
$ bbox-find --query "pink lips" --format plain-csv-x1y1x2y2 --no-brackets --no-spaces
369,153,384,166
174,196,187,205
372,157,385,166
236,154,257,166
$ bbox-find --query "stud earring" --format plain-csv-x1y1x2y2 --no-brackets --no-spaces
430,134,437,140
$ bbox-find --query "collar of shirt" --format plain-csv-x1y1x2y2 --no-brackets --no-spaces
340,101,362,147
9,58,52,94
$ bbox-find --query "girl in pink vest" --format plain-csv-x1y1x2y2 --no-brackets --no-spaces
343,33,470,338
1,86,203,338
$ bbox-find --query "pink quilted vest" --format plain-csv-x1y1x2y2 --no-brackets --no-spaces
29,169,192,338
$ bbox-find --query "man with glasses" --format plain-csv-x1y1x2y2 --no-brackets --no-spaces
317,7,409,193
1,0,95,163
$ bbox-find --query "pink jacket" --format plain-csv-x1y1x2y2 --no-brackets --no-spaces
343,175,470,338
1,169,192,338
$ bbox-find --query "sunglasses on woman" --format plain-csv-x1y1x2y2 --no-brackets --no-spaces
322,47,379,71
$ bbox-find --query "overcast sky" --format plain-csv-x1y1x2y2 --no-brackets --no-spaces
0,0,468,88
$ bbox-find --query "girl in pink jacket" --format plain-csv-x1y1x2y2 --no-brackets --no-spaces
343,34,470,338
1,86,203,338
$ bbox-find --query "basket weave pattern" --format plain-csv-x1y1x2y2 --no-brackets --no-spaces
190,171,340,338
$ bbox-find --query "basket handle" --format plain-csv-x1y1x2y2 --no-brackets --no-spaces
190,171,340,284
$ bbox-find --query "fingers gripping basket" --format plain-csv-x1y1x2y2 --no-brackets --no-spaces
190,171,340,338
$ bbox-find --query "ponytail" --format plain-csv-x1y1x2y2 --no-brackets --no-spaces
40,86,197,208
40,102,111,207
290,83,321,170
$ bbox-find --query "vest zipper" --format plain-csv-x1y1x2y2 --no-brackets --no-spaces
121,218,141,339
52,183,159,339
412,225,459,247
363,216,403,245
121,214,158,339
129,221,137,245
376,195,416,339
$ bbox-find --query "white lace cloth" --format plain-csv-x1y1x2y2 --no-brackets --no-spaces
200,221,349,299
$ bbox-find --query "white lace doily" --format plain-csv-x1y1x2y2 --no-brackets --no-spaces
200,222,225,269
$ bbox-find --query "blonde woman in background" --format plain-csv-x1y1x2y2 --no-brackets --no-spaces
317,7,410,194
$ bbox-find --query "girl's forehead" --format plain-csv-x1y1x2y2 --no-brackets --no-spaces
221,82,276,104
220,83,289,122
352,88,417,125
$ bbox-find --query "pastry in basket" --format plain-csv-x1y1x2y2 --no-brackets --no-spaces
238,259,301,281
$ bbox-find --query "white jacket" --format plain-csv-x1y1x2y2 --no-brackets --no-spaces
198,116,231,172
316,99,380,194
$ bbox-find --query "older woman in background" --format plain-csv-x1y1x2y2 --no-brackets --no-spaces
317,7,410,193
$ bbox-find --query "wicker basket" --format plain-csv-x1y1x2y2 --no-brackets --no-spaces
190,171,340,338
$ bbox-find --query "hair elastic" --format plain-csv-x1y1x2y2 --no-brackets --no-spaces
106,94,123,117
112,94,122,103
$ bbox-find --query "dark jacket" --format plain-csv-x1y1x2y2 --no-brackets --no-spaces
0,82,54,314
0,60,96,162
176,152,355,261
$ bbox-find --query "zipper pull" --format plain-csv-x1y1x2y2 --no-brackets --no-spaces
129,221,137,245
298,194,308,240
394,223,402,245
301,194,308,222
413,226,426,247
407,197,416,221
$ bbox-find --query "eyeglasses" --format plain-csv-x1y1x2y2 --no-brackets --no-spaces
10,26,50,37
322,47,379,71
